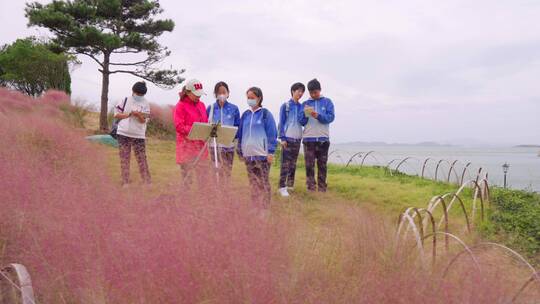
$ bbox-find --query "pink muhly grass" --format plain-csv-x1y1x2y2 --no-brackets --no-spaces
0,89,289,302
0,88,536,303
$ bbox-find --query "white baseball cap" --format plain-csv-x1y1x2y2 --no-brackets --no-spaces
185,79,206,97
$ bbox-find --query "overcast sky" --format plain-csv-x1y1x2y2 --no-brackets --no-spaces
1,0,539,145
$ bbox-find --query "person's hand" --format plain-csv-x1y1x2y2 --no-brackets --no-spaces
116,112,130,120
310,111,318,119
281,141,288,148
131,111,146,123
267,154,274,164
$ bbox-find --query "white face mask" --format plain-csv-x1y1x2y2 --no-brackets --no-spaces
133,95,144,102
217,94,227,102
247,99,258,107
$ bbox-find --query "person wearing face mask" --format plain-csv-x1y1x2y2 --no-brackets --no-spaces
114,81,152,186
206,81,241,180
298,78,335,192
237,87,278,209
174,79,209,189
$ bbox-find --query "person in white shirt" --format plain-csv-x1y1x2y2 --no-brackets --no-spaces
114,81,151,186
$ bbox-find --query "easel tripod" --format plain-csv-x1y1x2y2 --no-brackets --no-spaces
187,124,219,183
185,122,238,186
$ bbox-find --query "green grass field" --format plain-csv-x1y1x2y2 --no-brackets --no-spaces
99,135,538,264
77,110,537,263
104,138,478,231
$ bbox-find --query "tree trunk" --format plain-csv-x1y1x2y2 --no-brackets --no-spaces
99,53,111,131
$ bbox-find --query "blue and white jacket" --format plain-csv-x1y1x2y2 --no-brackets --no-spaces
278,99,303,142
298,97,335,142
206,100,241,150
237,107,278,161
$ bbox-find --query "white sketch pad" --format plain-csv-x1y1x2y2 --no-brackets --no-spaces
188,123,238,146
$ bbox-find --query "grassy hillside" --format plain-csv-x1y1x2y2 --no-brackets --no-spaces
1,93,537,302
91,105,540,263
101,136,538,264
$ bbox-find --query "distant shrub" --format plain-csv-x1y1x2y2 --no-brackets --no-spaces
0,37,74,96
107,109,115,130
146,103,175,139
59,98,92,129
489,188,540,263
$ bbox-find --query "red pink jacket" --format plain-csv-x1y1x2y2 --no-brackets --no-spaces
174,96,208,164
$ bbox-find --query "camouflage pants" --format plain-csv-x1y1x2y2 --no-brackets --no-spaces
245,160,271,208
210,148,235,180
303,141,330,192
279,141,301,188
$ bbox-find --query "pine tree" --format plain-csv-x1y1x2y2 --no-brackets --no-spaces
26,0,185,130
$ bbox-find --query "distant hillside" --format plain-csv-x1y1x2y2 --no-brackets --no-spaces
337,141,454,147
514,144,540,148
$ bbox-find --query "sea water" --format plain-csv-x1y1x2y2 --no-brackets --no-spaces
329,144,540,192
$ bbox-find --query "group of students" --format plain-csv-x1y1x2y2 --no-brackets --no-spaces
113,78,335,208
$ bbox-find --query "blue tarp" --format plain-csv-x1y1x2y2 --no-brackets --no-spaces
85,134,118,148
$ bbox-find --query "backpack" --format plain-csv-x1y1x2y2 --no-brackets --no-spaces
110,97,128,140
277,102,290,136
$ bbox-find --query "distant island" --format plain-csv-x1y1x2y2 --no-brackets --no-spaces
337,141,455,147
514,144,540,148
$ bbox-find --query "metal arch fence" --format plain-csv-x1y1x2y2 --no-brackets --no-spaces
330,150,537,301
0,263,36,304
394,178,539,303
329,150,488,186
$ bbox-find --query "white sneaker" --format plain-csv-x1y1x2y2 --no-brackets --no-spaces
278,187,290,197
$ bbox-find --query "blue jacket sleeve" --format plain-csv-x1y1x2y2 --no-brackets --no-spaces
206,105,211,117
233,106,241,139
317,99,335,124
298,102,308,126
265,110,278,154
278,103,287,140
233,106,241,128
236,112,245,157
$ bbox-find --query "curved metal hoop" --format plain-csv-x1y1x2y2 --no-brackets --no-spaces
511,271,540,303
446,160,461,184
0,263,36,304
394,157,421,176
460,162,472,185
421,158,433,178
345,151,364,168
360,150,378,167
442,242,539,292
435,159,451,182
